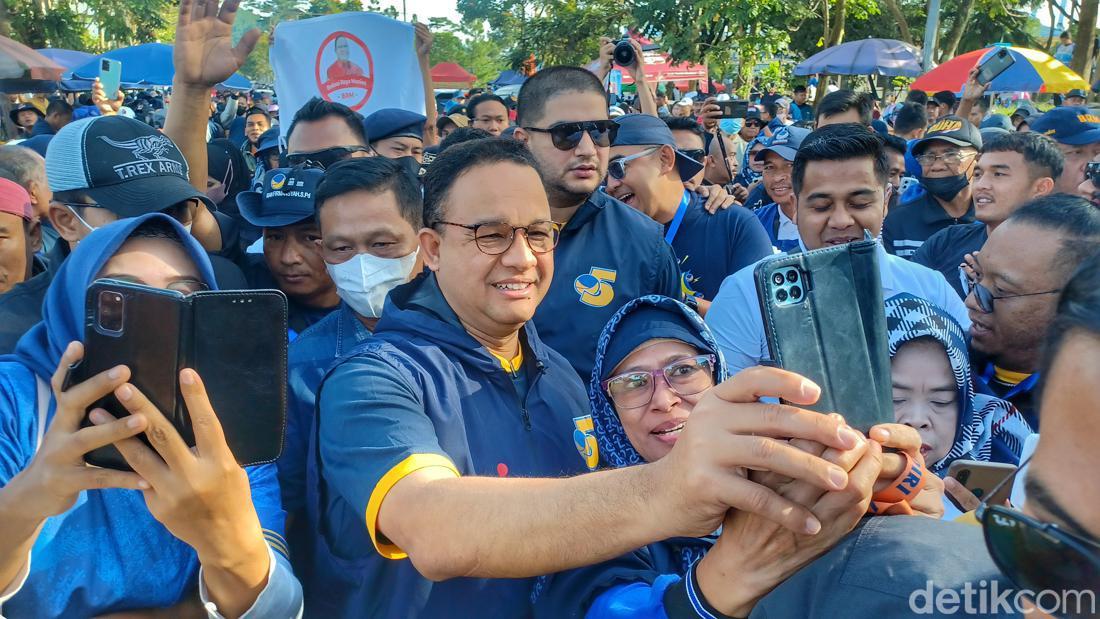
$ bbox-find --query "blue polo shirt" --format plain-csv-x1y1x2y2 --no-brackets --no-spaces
912,221,988,299
667,191,773,301
531,189,681,384
754,202,801,253
312,274,596,618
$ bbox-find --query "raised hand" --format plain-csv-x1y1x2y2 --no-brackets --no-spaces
174,0,260,89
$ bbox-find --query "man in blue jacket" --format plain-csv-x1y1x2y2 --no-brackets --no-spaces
512,66,682,383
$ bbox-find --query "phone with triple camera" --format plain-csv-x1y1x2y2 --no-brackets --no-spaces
716,100,749,119
976,48,1015,86
946,460,1017,509
74,279,289,471
754,237,894,431
98,58,122,101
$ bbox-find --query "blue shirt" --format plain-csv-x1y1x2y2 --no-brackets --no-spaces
667,191,773,301
531,190,681,384
312,274,596,618
706,241,972,375
754,202,801,253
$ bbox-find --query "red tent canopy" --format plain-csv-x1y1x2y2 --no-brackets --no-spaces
618,34,707,85
431,62,476,88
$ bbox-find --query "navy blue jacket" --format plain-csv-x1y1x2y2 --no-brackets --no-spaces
531,190,681,383
912,221,988,299
882,191,975,259
311,273,597,618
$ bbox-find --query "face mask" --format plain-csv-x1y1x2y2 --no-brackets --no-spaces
718,119,742,135
921,173,969,202
325,249,419,319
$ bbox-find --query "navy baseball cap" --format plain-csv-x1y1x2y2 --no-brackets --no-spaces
236,167,324,228
755,126,812,162
612,114,705,181
913,116,982,154
980,114,1014,131
364,108,427,144
45,115,212,217
1030,106,1100,145
1066,88,1088,99
256,127,282,154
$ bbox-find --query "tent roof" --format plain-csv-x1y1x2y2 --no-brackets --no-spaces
431,62,476,85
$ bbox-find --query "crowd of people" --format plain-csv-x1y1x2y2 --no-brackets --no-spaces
0,2,1099,617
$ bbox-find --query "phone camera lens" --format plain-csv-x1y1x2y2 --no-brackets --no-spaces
776,289,789,302
772,272,785,286
789,286,802,300
97,291,124,333
786,269,799,283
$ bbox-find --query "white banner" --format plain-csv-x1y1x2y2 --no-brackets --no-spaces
271,12,425,139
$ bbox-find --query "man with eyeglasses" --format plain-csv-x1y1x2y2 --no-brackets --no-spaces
363,108,428,164
964,194,1100,430
607,114,772,303
883,116,981,258
512,66,682,383
0,115,247,355
914,132,1062,299
1029,106,1100,194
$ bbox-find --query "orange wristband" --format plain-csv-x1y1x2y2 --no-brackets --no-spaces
867,451,928,515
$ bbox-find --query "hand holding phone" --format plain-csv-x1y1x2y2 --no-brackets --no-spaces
717,100,749,119
98,58,122,102
975,48,1015,87
946,460,1017,511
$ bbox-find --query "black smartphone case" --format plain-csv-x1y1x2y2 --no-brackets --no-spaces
754,239,893,430
78,280,288,470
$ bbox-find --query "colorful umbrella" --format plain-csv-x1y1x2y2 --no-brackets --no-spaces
912,45,1088,93
794,38,922,77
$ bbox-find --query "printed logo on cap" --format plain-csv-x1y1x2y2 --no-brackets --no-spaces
928,119,963,133
315,31,375,111
98,134,184,181
271,173,287,190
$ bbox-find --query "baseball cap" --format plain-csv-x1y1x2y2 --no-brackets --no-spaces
435,113,469,133
8,103,43,125
1029,106,1100,145
1010,106,1035,120
45,115,211,217
364,108,427,144
1066,88,1088,99
980,114,1014,131
236,167,324,228
913,116,982,154
612,114,705,181
931,91,957,108
0,177,32,221
256,126,282,154
755,126,812,162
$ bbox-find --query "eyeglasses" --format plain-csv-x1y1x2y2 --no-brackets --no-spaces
433,220,562,255
1086,161,1100,186
681,149,706,164
286,145,370,169
601,355,717,410
966,278,1062,314
608,146,660,181
977,456,1100,615
522,120,619,151
100,274,209,295
915,150,975,167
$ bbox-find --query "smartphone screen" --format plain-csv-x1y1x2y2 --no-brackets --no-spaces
99,58,122,101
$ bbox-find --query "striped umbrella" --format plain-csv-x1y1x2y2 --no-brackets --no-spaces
912,45,1089,93
0,35,64,81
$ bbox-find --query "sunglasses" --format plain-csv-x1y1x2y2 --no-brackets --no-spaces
608,146,660,181
681,149,706,164
522,120,619,151
285,145,370,169
1087,161,1100,187
977,457,1100,616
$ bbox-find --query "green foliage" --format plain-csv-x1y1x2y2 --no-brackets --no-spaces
427,18,508,85
7,0,173,50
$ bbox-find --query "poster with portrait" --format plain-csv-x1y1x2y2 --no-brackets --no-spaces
271,12,425,139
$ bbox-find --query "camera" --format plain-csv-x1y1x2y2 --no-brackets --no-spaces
613,38,636,67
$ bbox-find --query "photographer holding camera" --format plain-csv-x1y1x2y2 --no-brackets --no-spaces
595,36,658,118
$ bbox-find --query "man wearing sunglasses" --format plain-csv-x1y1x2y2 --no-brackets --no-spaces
607,114,772,303
512,66,682,383
964,194,1100,430
914,132,1062,299
285,97,371,170
882,116,981,258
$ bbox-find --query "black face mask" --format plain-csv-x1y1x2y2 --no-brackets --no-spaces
921,173,970,202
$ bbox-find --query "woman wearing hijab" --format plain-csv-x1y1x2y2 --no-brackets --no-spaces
0,214,302,617
733,137,773,210
534,295,940,619
886,294,1032,482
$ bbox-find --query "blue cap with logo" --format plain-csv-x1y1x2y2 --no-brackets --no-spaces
1030,106,1100,145
755,125,812,162
363,108,427,144
236,167,324,228
612,113,705,181
256,127,282,154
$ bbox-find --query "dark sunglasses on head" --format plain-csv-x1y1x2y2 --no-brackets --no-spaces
522,120,619,151
285,145,370,169
1087,161,1100,187
978,457,1100,616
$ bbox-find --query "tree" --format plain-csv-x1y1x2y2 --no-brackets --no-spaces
427,17,507,85
1071,0,1097,78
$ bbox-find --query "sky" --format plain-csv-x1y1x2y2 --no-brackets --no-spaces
379,0,462,23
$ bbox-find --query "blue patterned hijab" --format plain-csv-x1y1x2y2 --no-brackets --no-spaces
884,294,1032,475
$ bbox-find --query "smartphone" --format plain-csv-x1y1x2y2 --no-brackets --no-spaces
754,237,894,431
976,48,1015,86
99,58,122,101
947,460,1017,508
717,100,749,119
75,279,288,470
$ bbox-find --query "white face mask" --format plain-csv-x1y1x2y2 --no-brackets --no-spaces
325,249,419,319
182,222,193,233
